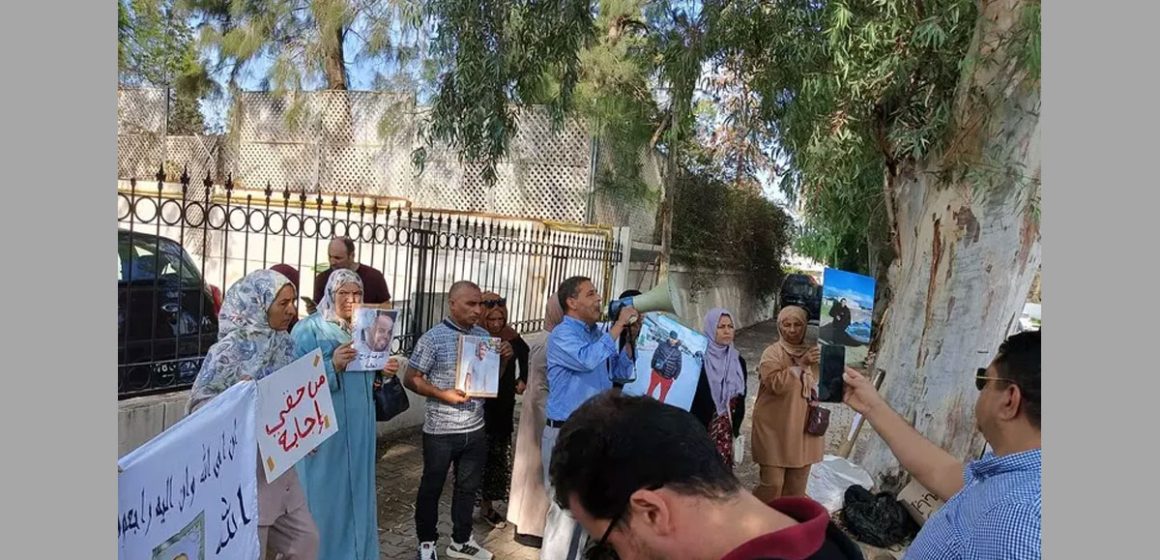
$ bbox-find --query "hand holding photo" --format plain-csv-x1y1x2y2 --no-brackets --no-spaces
620,314,709,411
351,305,398,371
819,268,877,348
455,335,502,398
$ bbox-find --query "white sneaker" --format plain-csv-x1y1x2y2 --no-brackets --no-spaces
446,536,493,560
418,541,439,560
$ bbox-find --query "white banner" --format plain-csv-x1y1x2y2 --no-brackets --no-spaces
256,349,339,482
117,381,259,560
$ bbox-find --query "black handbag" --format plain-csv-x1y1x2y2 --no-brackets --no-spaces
373,373,410,422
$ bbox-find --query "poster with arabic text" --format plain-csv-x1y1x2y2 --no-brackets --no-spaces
255,349,339,482
117,380,259,560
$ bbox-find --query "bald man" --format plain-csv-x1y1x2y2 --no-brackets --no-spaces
313,237,392,305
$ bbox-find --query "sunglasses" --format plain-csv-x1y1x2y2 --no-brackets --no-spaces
482,298,507,308
975,367,1017,391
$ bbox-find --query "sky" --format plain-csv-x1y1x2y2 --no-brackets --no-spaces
821,268,877,309
191,6,795,211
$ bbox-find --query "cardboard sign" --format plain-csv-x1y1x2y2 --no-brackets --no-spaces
256,349,339,482
897,479,945,526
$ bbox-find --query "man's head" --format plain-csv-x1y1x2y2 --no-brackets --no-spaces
975,330,1041,442
550,393,742,560
370,311,394,352
448,281,483,327
476,340,489,360
667,331,679,346
559,276,601,325
328,237,358,271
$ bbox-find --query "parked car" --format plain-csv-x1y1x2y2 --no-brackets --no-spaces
778,273,821,322
117,229,222,398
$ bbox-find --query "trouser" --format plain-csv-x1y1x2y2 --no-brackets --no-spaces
259,504,320,560
541,424,589,560
754,464,812,502
647,371,675,402
415,428,488,544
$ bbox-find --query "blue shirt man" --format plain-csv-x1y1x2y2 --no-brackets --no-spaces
842,330,1042,560
541,276,637,560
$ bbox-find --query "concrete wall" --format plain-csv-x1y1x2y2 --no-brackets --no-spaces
625,261,777,331
119,384,428,459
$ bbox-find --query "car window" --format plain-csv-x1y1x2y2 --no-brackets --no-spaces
119,234,203,287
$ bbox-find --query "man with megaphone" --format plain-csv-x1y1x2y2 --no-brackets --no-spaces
541,276,638,560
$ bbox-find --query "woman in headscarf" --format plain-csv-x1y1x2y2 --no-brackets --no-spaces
750,305,824,501
186,269,320,560
476,291,530,528
690,308,749,469
270,264,301,330
291,269,399,560
504,293,564,547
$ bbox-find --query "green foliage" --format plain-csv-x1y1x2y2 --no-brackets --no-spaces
414,0,594,183
119,0,218,134
671,154,792,300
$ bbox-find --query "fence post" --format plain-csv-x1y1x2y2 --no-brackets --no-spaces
611,226,631,299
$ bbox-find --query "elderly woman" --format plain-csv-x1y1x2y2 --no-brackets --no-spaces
504,294,564,546
751,305,824,501
187,270,320,560
291,270,399,560
476,291,530,527
690,308,749,469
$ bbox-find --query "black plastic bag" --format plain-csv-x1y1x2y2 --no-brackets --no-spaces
839,485,919,548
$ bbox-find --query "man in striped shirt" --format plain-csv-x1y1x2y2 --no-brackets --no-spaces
842,330,1041,560
404,281,513,560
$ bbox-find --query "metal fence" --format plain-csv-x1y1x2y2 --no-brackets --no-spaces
117,167,625,398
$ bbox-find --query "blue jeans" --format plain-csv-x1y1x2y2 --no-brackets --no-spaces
415,428,488,544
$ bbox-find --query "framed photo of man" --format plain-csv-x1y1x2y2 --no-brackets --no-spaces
351,304,398,372
454,335,502,398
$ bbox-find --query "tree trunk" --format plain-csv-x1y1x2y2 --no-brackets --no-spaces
322,25,348,90
657,144,678,276
851,0,1041,488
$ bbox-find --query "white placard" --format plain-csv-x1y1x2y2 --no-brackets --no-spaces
255,349,340,482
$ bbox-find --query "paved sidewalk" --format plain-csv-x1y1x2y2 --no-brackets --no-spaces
374,319,902,559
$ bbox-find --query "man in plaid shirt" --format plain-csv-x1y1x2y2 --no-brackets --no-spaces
843,331,1041,560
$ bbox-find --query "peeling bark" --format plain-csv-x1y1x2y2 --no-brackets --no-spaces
851,0,1041,487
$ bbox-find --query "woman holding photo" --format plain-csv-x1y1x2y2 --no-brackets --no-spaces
291,270,399,560
476,291,530,528
186,269,319,560
751,305,824,501
690,308,749,469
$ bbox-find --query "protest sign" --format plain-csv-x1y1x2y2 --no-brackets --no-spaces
256,349,339,482
455,335,502,397
351,304,398,371
621,314,708,411
117,381,259,560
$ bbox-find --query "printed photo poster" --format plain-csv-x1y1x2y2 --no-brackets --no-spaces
621,314,709,411
118,381,259,560
819,268,877,366
351,304,398,371
455,335,502,398
256,349,340,482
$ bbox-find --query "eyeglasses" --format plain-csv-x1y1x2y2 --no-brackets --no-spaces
482,298,506,308
584,510,624,560
975,367,1017,391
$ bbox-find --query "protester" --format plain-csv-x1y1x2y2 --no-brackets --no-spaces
542,276,637,560
186,270,320,560
505,293,565,547
477,291,530,528
270,264,301,330
292,269,399,560
690,308,749,469
842,330,1042,560
751,305,824,500
312,237,392,306
549,393,864,560
403,281,513,560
